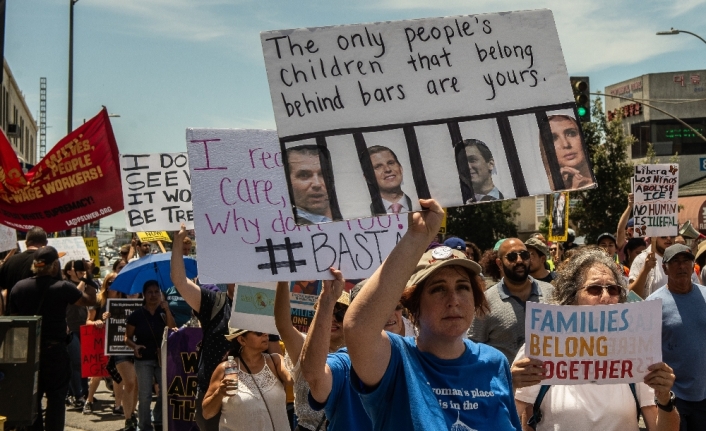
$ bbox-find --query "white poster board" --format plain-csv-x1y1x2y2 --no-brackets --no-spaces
525,301,662,385
632,164,679,237
229,282,279,335
186,128,407,283
120,153,194,232
19,236,90,268
261,9,596,223
0,224,16,252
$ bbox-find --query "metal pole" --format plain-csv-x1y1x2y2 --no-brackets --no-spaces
68,0,78,135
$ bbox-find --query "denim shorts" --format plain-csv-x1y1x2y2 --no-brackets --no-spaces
114,355,134,365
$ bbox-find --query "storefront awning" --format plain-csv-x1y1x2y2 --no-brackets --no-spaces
678,195,706,233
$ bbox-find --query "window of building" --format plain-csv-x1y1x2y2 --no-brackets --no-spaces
631,118,706,158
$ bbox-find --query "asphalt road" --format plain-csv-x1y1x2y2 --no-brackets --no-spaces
64,380,151,431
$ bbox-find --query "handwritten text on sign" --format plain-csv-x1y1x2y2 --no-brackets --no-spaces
80,325,110,378
632,164,679,237
186,129,406,283
525,301,662,385
120,153,194,231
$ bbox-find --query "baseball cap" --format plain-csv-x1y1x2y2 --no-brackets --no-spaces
33,246,65,267
524,238,549,257
596,232,617,245
407,246,481,287
627,218,635,228
663,244,695,263
443,237,466,251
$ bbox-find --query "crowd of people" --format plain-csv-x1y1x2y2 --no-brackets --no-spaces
1,191,704,431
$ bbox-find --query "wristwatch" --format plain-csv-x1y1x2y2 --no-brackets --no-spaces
655,391,675,412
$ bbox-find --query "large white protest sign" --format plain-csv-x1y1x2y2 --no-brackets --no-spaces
525,301,662,385
0,224,16,252
632,164,679,237
261,9,596,224
229,282,279,335
120,153,194,231
186,128,407,283
19,236,90,268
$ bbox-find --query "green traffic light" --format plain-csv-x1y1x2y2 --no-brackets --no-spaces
577,106,587,117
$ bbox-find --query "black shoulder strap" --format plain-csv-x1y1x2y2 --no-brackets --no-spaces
629,383,641,422
210,291,228,322
527,385,551,430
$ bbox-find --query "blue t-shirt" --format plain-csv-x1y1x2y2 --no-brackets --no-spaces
164,285,193,327
308,347,372,431
351,332,521,431
647,284,706,401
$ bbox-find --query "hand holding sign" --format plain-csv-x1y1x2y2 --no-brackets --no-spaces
644,362,676,405
511,357,545,390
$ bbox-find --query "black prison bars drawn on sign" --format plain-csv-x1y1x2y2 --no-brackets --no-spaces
256,237,306,275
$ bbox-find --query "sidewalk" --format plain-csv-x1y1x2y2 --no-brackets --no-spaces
64,380,139,431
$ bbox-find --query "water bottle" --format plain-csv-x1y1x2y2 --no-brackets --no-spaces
224,356,239,395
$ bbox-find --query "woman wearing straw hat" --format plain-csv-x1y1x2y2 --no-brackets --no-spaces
344,199,521,430
202,328,292,431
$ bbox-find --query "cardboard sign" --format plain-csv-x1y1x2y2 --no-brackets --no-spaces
228,282,279,334
0,224,16,252
261,10,596,224
525,301,662,385
19,236,90,268
0,108,123,232
289,280,321,333
105,299,142,355
164,328,201,431
80,324,110,378
83,237,100,268
632,164,679,237
120,153,194,232
548,192,569,242
186,128,407,283
137,231,172,243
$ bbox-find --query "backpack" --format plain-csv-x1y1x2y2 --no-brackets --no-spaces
527,383,640,430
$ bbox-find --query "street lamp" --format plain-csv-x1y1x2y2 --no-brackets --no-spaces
656,27,706,45
68,0,79,135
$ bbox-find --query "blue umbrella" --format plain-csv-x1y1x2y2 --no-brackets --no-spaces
110,252,197,295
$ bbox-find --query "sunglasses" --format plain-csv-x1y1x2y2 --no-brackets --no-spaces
333,306,347,322
582,284,622,297
505,250,530,262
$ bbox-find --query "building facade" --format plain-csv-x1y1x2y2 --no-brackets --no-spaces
2,59,38,167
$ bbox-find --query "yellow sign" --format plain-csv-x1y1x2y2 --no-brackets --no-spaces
136,231,172,243
83,237,100,268
548,192,569,242
439,209,448,236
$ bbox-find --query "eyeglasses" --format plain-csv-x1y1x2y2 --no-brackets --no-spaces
333,306,347,322
549,248,557,252
582,284,622,297
505,251,530,262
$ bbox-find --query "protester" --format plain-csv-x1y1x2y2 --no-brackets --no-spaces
629,236,699,298
120,244,131,262
171,224,236,431
563,229,579,252
647,244,706,430
343,199,521,430
202,328,292,431
513,247,679,431
125,280,176,431
695,242,706,284
182,236,193,256
83,277,109,415
129,238,152,261
549,242,563,266
479,249,502,287
8,246,97,431
465,241,482,262
524,237,555,283
622,237,646,273
273,281,328,431
63,259,99,410
0,226,48,313
469,238,554,363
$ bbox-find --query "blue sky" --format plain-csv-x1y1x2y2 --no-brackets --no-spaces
6,0,706,229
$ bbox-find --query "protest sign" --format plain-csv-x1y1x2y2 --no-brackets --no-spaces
289,280,321,333
137,231,172,243
228,282,279,334
19,236,90,268
80,324,110,378
120,153,194,231
632,164,679,237
548,192,568,242
0,224,16,252
83,237,100,268
525,301,662,385
186,128,407,283
164,328,200,431
0,108,122,232
105,299,141,355
261,10,596,224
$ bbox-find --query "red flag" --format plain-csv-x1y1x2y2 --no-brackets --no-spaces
0,108,124,232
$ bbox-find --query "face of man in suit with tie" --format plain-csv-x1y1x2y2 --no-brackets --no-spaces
371,149,403,195
465,144,495,195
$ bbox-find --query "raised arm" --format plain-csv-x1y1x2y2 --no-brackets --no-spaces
170,223,202,313
616,193,634,247
300,268,344,403
160,298,177,329
74,278,98,307
274,281,306,366
343,199,444,387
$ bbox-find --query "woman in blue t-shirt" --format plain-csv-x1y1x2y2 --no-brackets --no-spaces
344,198,522,431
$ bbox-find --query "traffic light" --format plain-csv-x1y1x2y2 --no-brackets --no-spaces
569,76,590,122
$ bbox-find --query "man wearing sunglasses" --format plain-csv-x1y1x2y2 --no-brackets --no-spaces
468,238,554,363
647,244,706,430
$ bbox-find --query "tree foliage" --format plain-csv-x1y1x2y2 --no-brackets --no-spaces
569,98,634,244
447,200,518,251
